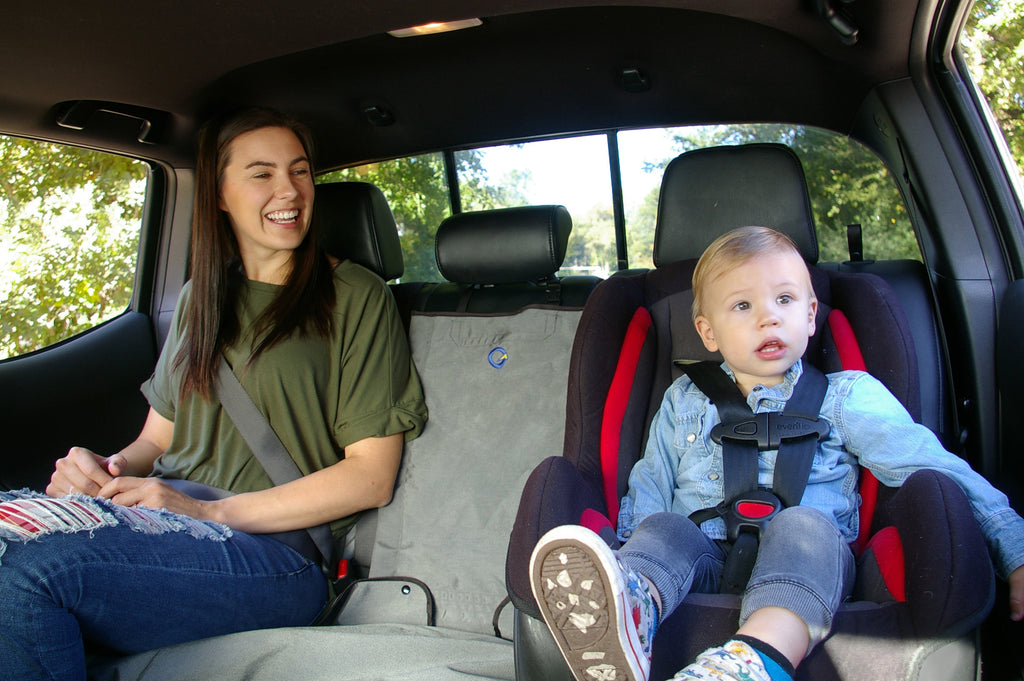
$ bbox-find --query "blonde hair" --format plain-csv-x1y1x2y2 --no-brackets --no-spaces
691,226,806,321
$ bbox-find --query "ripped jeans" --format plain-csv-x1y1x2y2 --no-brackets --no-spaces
0,490,327,681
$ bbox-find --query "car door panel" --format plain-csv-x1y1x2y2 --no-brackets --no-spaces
0,312,156,491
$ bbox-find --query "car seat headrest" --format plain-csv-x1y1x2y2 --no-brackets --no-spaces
314,182,404,281
653,143,819,267
436,205,572,285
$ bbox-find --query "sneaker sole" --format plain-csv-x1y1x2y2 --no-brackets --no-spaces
529,526,648,681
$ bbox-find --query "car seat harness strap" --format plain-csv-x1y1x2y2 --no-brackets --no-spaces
681,360,829,593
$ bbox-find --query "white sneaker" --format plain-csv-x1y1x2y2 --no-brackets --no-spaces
529,525,657,681
672,640,773,681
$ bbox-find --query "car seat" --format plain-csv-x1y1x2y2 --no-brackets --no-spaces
338,204,594,639
506,144,995,681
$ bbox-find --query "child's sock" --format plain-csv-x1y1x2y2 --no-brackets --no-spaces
734,635,796,681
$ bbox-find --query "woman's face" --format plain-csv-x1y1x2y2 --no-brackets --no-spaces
218,125,314,282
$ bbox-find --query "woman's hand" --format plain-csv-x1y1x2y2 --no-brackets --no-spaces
97,476,209,518
46,408,173,499
46,447,126,497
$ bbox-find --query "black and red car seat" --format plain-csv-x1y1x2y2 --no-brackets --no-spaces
506,144,995,681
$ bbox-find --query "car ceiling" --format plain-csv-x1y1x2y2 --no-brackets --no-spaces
1,0,924,169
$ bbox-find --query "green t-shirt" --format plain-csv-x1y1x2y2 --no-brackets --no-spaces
142,260,427,540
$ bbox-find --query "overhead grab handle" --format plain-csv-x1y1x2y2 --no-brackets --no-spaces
814,0,860,46
56,100,169,144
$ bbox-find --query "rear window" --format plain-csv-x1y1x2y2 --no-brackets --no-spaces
618,125,918,268
319,153,450,282
323,124,918,281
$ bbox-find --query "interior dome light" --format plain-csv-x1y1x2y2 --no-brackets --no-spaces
387,18,482,37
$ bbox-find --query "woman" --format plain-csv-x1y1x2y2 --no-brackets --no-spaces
0,108,427,680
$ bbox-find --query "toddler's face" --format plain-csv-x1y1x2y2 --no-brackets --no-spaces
694,250,817,396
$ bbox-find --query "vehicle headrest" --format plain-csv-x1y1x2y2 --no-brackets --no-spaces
653,143,819,266
314,182,404,281
435,205,572,284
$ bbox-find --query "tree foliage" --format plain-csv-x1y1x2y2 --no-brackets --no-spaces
0,136,146,360
963,1,1024,166
319,149,529,281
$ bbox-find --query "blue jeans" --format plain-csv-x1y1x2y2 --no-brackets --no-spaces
0,492,327,681
619,507,855,647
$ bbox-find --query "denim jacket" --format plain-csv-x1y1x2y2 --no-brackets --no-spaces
618,359,1024,579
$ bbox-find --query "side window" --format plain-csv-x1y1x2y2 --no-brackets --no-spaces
454,135,616,278
960,3,1024,184
0,135,147,361
618,124,919,266
319,153,450,282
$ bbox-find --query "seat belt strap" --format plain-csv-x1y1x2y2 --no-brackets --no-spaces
682,360,829,595
681,361,760,503
772,363,829,507
216,356,335,569
680,361,753,424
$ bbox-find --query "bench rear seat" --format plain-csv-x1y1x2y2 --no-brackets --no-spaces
91,186,598,681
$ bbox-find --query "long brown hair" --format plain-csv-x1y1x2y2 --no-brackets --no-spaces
175,107,335,399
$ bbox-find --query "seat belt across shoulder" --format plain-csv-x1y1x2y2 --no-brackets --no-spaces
215,356,336,575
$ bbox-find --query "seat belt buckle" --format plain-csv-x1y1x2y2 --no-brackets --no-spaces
723,489,781,542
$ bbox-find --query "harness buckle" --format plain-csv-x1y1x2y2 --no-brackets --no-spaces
710,412,829,450
722,489,782,542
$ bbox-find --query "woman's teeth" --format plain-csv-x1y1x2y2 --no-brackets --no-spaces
266,210,299,222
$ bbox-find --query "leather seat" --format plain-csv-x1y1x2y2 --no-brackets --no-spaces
415,205,599,313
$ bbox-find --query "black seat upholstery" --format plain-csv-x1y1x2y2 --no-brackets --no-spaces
313,181,429,330
314,181,405,281
506,144,994,681
415,205,599,312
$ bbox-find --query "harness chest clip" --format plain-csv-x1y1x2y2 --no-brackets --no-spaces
710,412,830,451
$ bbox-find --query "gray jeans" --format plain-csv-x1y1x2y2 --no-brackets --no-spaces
619,506,855,647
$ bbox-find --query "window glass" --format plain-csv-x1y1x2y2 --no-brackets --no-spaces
0,135,147,360
618,124,919,266
319,152,450,281
455,135,616,277
960,2,1024,183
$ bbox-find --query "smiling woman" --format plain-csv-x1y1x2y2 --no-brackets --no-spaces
0,107,427,681
217,127,316,284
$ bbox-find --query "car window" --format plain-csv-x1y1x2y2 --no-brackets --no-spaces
332,124,918,282
319,153,451,282
618,124,919,267
960,2,1024,185
454,135,616,278
0,134,148,361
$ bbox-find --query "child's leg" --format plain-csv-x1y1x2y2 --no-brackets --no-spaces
674,505,855,681
618,510,727,617
740,505,855,660
529,512,724,681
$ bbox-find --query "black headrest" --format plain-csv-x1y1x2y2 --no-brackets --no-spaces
653,144,819,267
435,205,572,284
313,182,404,281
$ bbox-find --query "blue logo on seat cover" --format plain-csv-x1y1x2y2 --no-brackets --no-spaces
488,347,508,369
